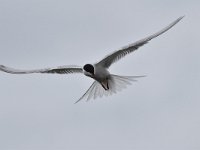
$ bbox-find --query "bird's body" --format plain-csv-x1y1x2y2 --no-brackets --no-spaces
0,16,184,103
93,64,110,89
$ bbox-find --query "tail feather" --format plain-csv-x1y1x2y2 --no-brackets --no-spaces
108,75,145,93
75,74,145,103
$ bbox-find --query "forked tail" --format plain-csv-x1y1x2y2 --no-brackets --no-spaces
75,74,145,103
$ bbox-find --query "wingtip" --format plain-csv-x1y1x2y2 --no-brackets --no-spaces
74,97,83,104
177,15,185,21
0,65,5,68
74,100,80,104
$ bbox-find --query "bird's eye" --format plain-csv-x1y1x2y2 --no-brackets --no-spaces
83,64,94,74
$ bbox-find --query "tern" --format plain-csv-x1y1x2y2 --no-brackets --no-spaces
0,16,183,103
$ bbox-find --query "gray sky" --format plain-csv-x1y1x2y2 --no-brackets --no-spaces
0,0,199,150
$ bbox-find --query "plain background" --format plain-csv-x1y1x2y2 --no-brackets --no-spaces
0,0,199,150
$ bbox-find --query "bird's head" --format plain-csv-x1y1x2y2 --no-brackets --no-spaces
83,64,94,77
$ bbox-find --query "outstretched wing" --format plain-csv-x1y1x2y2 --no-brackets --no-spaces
96,16,184,68
0,65,83,74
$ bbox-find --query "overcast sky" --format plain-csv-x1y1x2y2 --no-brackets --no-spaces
0,0,199,150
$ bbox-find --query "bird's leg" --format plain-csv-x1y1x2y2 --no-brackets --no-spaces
101,80,109,90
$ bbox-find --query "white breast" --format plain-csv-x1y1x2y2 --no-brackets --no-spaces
93,65,110,81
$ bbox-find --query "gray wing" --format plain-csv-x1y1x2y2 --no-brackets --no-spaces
96,16,184,68
0,65,83,74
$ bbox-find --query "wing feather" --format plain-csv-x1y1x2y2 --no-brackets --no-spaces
96,16,184,68
0,65,83,74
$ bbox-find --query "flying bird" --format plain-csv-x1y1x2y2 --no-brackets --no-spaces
0,16,184,103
